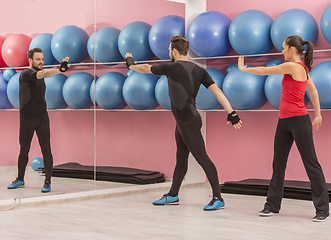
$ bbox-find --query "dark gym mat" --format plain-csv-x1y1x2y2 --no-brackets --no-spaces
44,162,165,184
220,178,331,202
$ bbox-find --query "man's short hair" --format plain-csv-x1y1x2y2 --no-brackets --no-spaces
170,36,189,56
27,47,42,60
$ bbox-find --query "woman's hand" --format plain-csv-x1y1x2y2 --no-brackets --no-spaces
312,115,322,130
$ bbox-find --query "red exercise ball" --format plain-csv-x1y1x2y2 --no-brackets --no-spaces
0,36,7,68
2,34,32,67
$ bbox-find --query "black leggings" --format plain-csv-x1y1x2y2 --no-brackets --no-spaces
265,114,329,214
18,114,53,182
168,114,221,198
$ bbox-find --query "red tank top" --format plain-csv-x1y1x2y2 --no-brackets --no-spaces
279,62,308,119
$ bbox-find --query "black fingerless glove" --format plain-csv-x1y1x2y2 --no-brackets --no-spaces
227,110,240,125
59,61,69,72
125,56,136,69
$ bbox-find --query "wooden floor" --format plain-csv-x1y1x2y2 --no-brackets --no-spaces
0,181,330,240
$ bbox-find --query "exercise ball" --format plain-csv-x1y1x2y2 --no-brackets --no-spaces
223,67,267,109
51,25,89,63
229,10,273,55
29,33,58,66
63,72,94,109
31,157,44,171
3,68,16,82
90,72,126,109
118,21,154,61
271,9,318,52
123,72,159,110
0,72,12,109
265,74,283,109
0,35,7,68
308,61,331,109
2,34,32,67
155,75,171,110
45,74,67,109
266,59,284,67
226,63,238,74
87,27,123,64
196,68,225,110
321,3,331,45
149,15,185,59
187,11,231,57
7,72,21,109
126,69,134,77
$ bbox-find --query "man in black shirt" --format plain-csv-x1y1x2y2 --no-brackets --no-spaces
7,47,69,193
125,36,242,210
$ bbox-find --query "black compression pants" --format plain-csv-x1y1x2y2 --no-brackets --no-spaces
265,114,329,214
18,114,53,182
168,114,221,198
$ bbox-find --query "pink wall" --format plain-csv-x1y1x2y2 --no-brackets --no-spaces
1,0,331,185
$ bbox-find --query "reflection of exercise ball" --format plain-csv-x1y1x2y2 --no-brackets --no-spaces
229,10,273,55
226,63,238,74
0,72,12,109
155,75,171,110
87,27,123,64
2,34,32,67
63,72,94,109
29,33,58,66
271,9,318,52
308,61,331,109
196,68,225,110
321,3,331,45
3,68,16,82
45,74,67,109
223,67,267,110
31,157,44,172
51,25,89,63
123,72,159,110
266,59,284,67
149,15,185,59
7,72,21,109
90,72,126,109
118,22,154,61
187,11,231,57
0,35,7,68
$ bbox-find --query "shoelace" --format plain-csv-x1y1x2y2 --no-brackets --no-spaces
207,196,220,206
11,178,20,185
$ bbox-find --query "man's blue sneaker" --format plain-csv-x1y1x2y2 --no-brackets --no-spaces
41,180,51,193
7,178,25,189
153,194,179,205
203,197,225,211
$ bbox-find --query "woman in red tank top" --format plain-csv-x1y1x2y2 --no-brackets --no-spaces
238,35,329,222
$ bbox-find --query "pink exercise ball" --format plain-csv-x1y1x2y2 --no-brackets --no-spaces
0,36,7,68
1,34,32,67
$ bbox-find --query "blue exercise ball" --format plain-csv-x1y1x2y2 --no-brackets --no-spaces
90,72,126,109
51,25,89,63
126,69,134,77
63,72,94,109
266,59,284,67
87,27,123,64
223,67,267,110
321,3,331,45
0,72,12,109
196,68,225,110
308,61,331,109
271,9,319,52
187,11,231,57
118,21,154,61
229,10,273,55
45,74,67,109
31,157,44,171
226,63,238,74
122,72,159,110
155,75,171,110
264,74,283,109
3,68,16,82
29,33,58,66
7,72,20,109
149,15,185,60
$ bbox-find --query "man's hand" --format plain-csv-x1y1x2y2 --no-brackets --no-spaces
125,53,136,69
59,57,70,72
